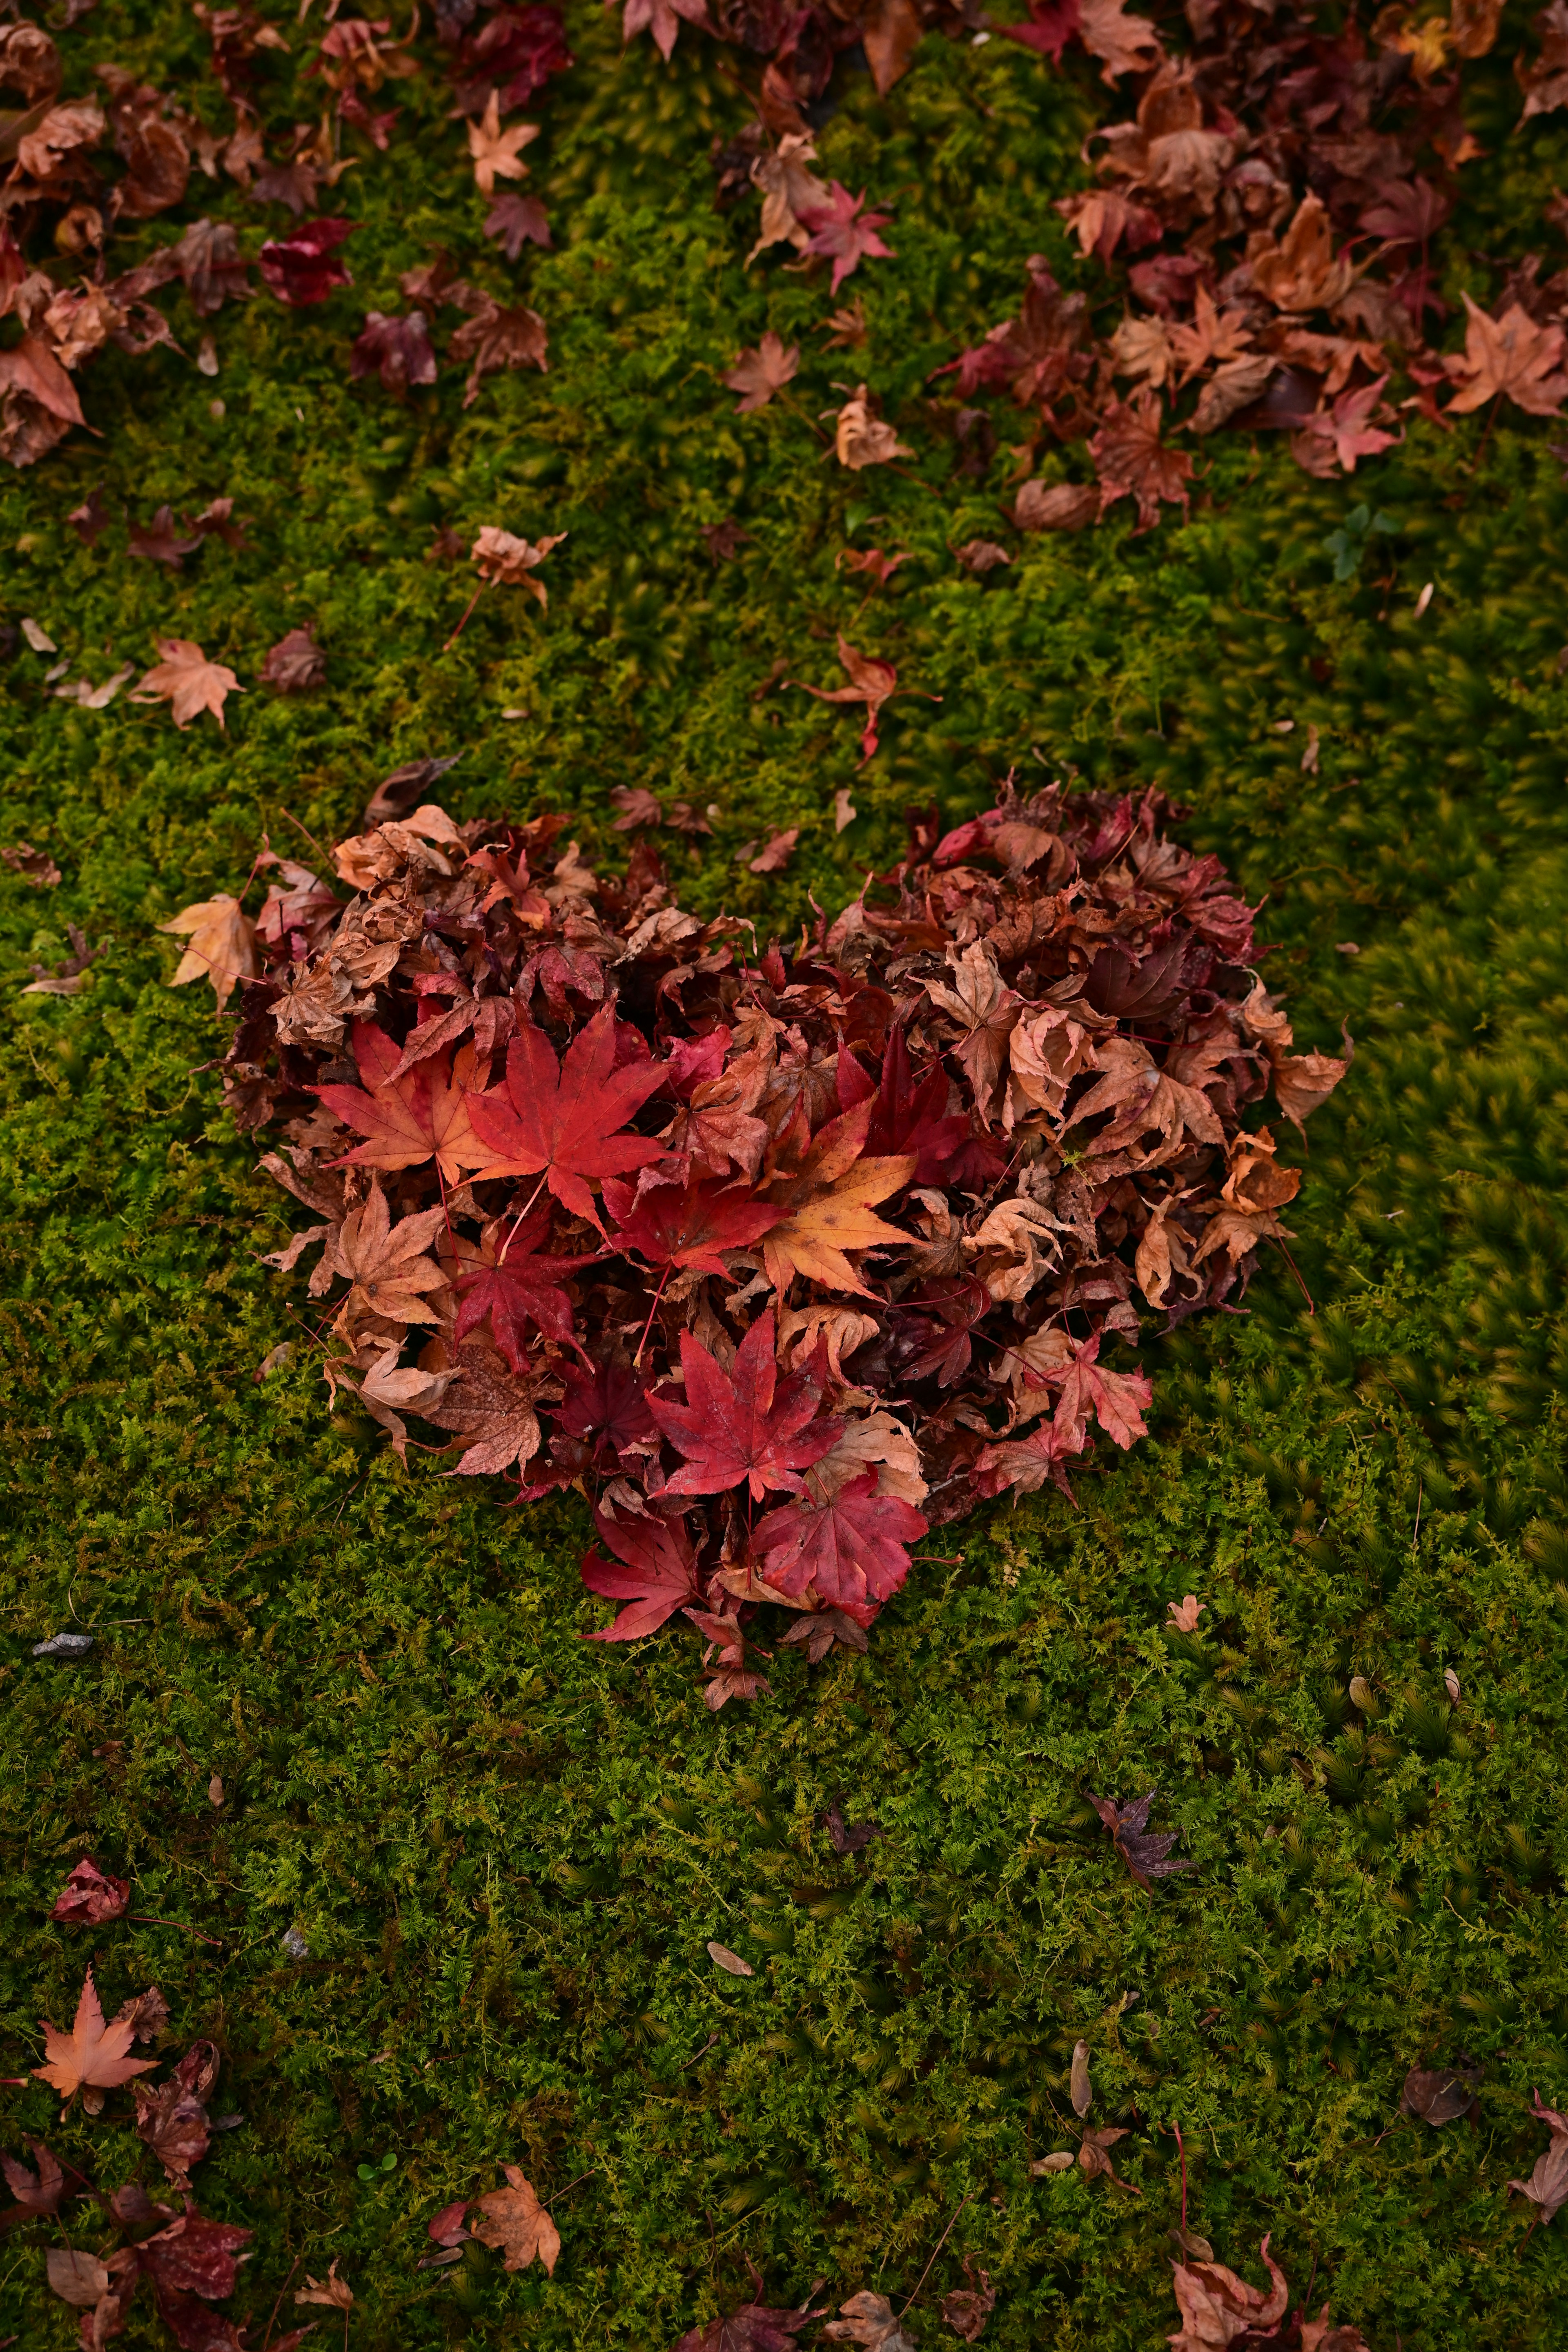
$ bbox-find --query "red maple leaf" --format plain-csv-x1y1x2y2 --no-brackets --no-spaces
316,1022,487,1187
604,1168,782,1278
651,1311,842,1502
257,216,354,306
858,1025,973,1185
51,1856,129,1927
580,1505,701,1640
350,309,438,393
1090,390,1192,532
466,1004,669,1227
999,0,1081,59
755,1468,927,1612
1051,1331,1152,1449
552,1354,658,1463
454,1206,597,1371
797,184,895,296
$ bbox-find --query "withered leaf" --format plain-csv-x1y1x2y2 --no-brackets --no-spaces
34,1969,157,2103
1089,1790,1193,1889
51,1855,129,1925
133,640,241,730
470,2165,559,2274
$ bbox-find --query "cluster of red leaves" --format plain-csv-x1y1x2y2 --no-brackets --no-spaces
0,0,571,467
209,771,1345,1703
9,1912,307,2352
936,0,1568,525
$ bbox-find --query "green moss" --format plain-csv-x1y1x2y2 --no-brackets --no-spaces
3,5,1568,2345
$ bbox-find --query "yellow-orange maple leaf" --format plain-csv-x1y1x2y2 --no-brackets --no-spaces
761,1098,913,1296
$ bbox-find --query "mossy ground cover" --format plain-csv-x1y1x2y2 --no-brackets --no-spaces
4,7,1568,2345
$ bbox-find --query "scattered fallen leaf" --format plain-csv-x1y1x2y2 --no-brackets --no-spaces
133,639,241,729
707,1940,753,1976
296,2257,354,2310
34,1969,157,2105
157,893,257,1011
51,1856,129,1926
726,332,799,414
469,2165,559,2274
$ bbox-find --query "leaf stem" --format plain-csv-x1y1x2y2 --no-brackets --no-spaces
899,2190,970,2315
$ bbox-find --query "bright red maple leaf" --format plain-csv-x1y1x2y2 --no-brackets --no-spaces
999,0,1081,59
316,1023,488,1187
466,1004,669,1227
580,1504,700,1639
797,184,895,296
755,1469,927,1611
604,1168,782,1278
454,1206,597,1370
652,1311,842,1502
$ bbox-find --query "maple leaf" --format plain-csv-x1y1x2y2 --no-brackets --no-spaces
484,189,551,261
1447,293,1568,415
1168,2237,1289,2352
673,2270,825,2352
1166,1594,1205,1632
798,184,894,296
317,1024,489,1186
2,2139,65,2214
470,2165,559,2273
158,893,258,1011
51,1856,129,1926
1,839,60,886
725,332,799,414
450,301,550,408
454,1206,596,1370
619,0,711,62
134,640,241,728
139,2202,253,2302
790,635,913,764
1510,2127,1568,2225
831,385,912,470
262,625,327,692
1519,0,1568,117
351,309,438,392
128,505,202,566
257,215,354,305
927,940,1020,1123
322,1183,450,1327
296,2258,354,2310
1013,479,1098,532
760,1097,913,1296
1077,0,1163,78
1089,1789,1193,1888
1000,0,1081,62
823,2292,917,2352
468,86,540,196
470,523,564,603
1091,392,1192,533
134,2046,215,2191
467,1003,669,1227
755,1467,927,1612
581,1502,700,1639
552,1353,659,1466
1292,376,1403,477
940,2265,996,2342
606,1167,781,1278
34,1969,157,2104
422,1348,544,1475
652,1309,841,1501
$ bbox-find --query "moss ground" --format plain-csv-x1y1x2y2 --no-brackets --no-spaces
4,8,1568,2345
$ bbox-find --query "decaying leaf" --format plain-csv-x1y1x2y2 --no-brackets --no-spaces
1090,1790,1194,1888
51,1856,129,1926
469,2165,560,2274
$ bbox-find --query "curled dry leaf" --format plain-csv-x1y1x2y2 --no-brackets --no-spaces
940,2264,995,2341
296,2257,354,2310
1070,2039,1092,2117
1400,2062,1480,2125
157,894,258,1012
51,1855,130,1926
824,2291,918,2352
707,1940,754,1976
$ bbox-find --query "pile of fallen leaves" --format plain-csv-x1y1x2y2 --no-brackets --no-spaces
684,0,1568,522
947,0,1568,518
0,0,569,467
176,771,1346,1703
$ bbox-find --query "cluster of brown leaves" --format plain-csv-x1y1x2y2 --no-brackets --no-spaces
178,768,1345,1700
0,0,572,466
931,0,1568,526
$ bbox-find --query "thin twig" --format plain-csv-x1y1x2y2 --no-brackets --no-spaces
899,2191,970,2316
261,2253,300,2352
442,577,489,652
128,1915,223,1948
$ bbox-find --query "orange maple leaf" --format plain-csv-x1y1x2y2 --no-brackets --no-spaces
1446,293,1568,415
761,1098,913,1296
34,1969,157,2103
132,640,241,729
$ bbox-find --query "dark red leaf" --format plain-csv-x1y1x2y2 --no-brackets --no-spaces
652,1312,842,1503
581,1505,701,1640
